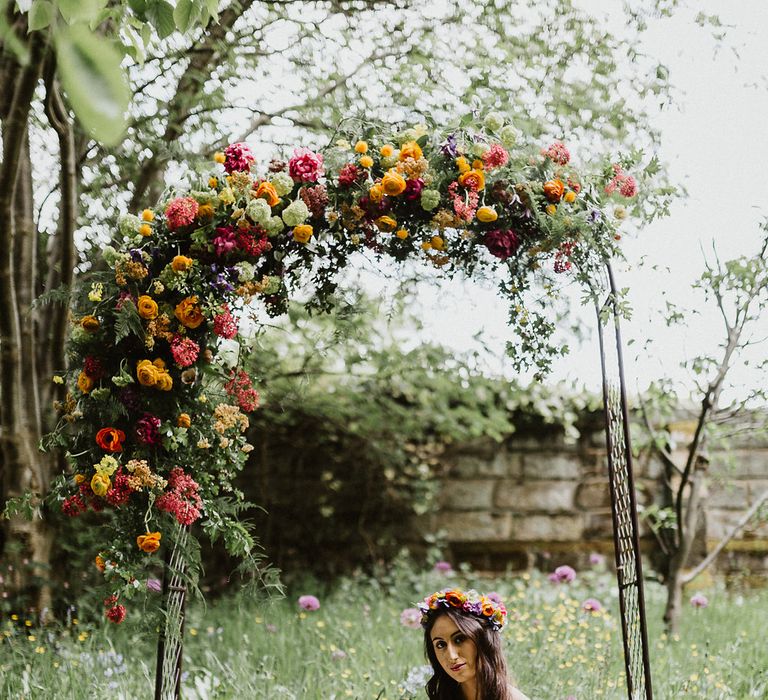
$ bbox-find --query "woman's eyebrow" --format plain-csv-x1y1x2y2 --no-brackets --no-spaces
431,636,445,642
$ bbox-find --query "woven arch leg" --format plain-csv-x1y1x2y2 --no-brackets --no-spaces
154,525,189,700
594,262,654,700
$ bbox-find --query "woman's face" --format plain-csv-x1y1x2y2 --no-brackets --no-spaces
430,614,478,686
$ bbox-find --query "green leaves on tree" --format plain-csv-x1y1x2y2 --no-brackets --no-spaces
54,24,130,146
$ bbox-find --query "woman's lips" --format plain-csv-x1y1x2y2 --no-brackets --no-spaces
451,663,466,672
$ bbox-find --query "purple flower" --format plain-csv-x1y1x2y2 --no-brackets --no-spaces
690,593,709,609
146,578,162,593
135,413,161,446
400,607,422,629
588,209,602,224
118,386,141,411
404,178,424,201
266,623,277,633
440,133,458,158
330,649,347,660
548,565,576,584
589,552,606,567
298,595,320,611
433,561,453,574
484,228,520,260
582,598,602,612
486,591,503,605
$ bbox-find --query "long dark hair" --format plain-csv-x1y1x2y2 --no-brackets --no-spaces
423,608,512,700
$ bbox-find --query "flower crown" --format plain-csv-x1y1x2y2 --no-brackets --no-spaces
418,588,507,631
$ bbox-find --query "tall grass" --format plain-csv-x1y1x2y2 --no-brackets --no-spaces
2,563,766,699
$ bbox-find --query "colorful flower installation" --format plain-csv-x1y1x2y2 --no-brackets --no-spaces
49,116,640,623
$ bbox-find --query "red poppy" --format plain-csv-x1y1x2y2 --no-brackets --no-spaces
95,427,126,452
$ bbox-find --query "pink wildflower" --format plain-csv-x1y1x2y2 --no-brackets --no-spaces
690,593,709,609
223,142,255,174
433,560,453,573
298,594,320,611
482,143,509,170
170,335,200,368
164,196,199,231
589,552,606,567
400,607,422,629
542,140,570,165
288,147,324,183
548,565,576,583
619,175,638,198
146,578,162,593
582,598,602,613
213,305,238,339
225,370,260,412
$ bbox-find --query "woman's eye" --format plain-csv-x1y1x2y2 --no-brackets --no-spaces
454,635,465,643
435,642,446,649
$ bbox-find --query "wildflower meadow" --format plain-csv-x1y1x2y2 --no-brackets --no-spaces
2,560,766,699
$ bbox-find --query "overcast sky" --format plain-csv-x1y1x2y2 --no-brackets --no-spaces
363,0,768,402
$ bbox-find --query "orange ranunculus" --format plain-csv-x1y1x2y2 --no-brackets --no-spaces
136,531,162,553
95,427,126,452
137,295,159,320
543,179,565,202
368,183,384,203
482,603,495,617
74,474,86,485
375,216,397,232
152,358,166,370
380,144,394,157
177,413,191,428
445,590,466,607
81,315,100,332
476,206,498,223
354,140,368,154
141,209,155,222
254,181,280,207
77,371,94,394
136,359,159,387
175,296,205,329
90,472,111,496
156,373,173,392
458,169,485,191
95,555,106,572
359,155,373,169
171,255,193,272
293,225,313,244
564,190,577,203
381,171,407,196
399,140,423,161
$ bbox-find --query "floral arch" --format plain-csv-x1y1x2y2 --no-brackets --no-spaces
48,115,651,699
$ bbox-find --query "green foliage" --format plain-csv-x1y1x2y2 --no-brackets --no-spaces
112,299,143,342
239,297,600,578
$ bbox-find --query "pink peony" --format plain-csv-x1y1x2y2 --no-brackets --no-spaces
165,196,199,231
400,607,422,629
289,147,324,183
548,565,576,584
223,142,255,174
482,143,509,170
170,335,200,368
484,229,520,260
298,594,321,611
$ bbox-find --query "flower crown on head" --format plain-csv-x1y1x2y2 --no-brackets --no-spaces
418,588,507,631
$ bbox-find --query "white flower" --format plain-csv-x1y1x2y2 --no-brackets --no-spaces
484,111,505,131
270,171,294,197
499,124,519,148
246,198,271,226
264,216,285,237
281,199,310,227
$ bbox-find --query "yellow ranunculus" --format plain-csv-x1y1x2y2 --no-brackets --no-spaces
177,413,191,428
214,152,226,164
368,184,383,203
430,235,445,251
458,169,485,191
399,141,423,161
455,157,471,174
354,141,368,154
171,255,193,272
77,371,94,394
395,229,409,239
136,360,159,387
293,225,313,244
381,171,407,197
359,155,373,169
375,216,397,232
380,144,394,157
254,181,280,207
156,372,173,392
137,295,159,320
546,204,557,215
175,296,205,329
81,315,100,332
209,177,218,189
90,473,110,497
197,203,215,222
137,531,162,553
564,190,577,203
139,223,152,237
472,159,485,170
476,206,498,223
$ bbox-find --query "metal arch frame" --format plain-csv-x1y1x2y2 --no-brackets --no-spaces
593,261,653,700
153,260,655,700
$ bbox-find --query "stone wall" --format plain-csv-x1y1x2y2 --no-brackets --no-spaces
421,417,768,578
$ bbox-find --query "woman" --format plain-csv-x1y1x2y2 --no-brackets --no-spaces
418,588,531,700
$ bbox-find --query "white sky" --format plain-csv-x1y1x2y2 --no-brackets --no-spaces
361,1,768,402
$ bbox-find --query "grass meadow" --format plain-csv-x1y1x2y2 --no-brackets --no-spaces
2,562,767,699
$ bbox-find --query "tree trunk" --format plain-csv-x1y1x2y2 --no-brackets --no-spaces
662,560,684,634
